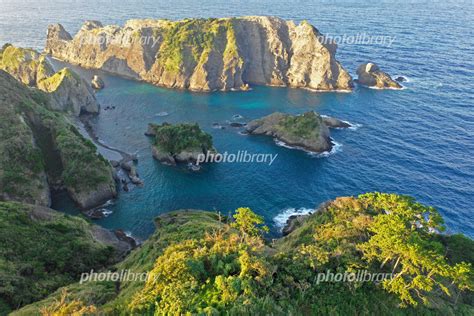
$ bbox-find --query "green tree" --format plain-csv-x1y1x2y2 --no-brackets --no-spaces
231,207,269,240
357,193,473,306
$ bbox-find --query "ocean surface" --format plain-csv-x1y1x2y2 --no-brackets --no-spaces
1,0,473,239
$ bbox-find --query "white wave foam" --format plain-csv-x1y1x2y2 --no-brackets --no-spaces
101,209,113,217
346,121,362,131
274,138,343,157
274,207,314,229
309,140,343,158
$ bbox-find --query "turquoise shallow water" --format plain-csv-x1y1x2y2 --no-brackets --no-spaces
1,0,473,238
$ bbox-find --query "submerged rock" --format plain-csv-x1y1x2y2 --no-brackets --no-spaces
395,76,407,82
356,62,402,89
246,111,333,153
45,17,353,92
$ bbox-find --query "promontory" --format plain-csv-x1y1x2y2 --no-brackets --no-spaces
45,17,353,92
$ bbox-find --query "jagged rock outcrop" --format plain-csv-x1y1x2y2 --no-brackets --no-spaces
0,44,99,115
45,17,353,92
322,116,352,128
91,74,105,89
146,122,216,165
246,111,334,153
356,62,402,89
0,70,116,209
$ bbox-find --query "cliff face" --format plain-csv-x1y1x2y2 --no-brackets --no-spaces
45,17,353,92
0,44,99,115
0,70,116,209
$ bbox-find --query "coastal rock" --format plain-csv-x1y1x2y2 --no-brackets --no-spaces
37,68,99,115
68,181,117,210
45,17,353,92
246,111,333,153
229,122,246,127
91,75,105,89
356,62,402,89
282,214,311,236
322,116,351,128
0,71,116,210
0,45,99,115
147,122,216,165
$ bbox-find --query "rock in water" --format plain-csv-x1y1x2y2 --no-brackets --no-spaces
246,111,334,153
322,116,351,128
0,45,99,115
45,17,353,92
146,122,217,165
356,62,402,89
91,75,105,89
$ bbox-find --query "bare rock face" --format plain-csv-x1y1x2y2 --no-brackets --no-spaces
322,116,351,128
45,17,353,92
246,111,333,153
91,75,105,89
0,45,99,115
356,62,402,89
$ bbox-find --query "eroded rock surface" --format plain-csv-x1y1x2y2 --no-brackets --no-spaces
45,17,353,92
356,62,402,89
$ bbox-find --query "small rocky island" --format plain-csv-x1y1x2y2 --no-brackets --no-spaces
246,111,350,153
356,62,402,89
45,17,353,92
146,123,216,165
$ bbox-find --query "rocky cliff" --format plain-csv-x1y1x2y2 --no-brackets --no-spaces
0,70,116,209
0,44,99,115
45,17,353,92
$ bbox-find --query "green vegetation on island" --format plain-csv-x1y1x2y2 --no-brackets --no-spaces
147,122,215,165
14,193,474,315
246,111,334,153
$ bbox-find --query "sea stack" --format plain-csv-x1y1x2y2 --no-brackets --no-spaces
356,62,402,89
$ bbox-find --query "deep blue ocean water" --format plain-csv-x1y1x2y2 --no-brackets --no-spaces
1,0,473,239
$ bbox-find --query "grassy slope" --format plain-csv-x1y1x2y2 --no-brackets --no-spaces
12,210,225,315
0,72,46,204
14,200,474,315
0,70,113,201
0,201,115,314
